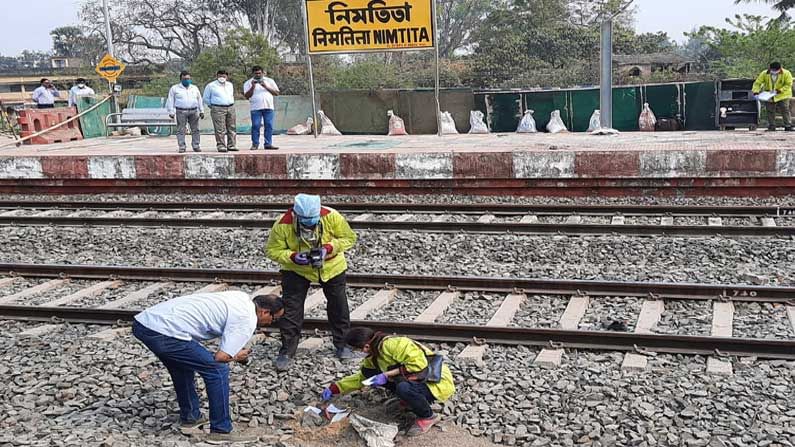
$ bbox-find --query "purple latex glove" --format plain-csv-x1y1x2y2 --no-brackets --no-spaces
321,388,334,401
292,252,311,266
363,373,388,387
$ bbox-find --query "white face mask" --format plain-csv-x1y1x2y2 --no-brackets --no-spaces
77,83,85,88
218,77,227,84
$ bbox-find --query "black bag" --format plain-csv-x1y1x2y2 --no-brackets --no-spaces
412,340,444,383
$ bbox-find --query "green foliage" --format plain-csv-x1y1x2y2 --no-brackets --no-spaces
688,15,795,78
189,28,280,87
137,75,178,97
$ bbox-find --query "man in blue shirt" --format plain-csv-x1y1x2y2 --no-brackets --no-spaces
133,291,284,444
203,70,237,152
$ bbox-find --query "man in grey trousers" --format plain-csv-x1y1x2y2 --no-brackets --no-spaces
203,70,237,152
166,71,204,153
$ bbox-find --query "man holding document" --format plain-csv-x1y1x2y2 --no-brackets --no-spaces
753,62,793,131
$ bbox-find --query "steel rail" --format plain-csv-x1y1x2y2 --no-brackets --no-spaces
2,305,793,359
0,200,793,216
0,215,793,237
1,263,793,302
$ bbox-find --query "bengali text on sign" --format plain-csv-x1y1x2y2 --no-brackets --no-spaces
305,0,435,54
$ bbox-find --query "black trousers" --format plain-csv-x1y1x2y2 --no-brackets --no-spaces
362,367,435,418
278,270,350,357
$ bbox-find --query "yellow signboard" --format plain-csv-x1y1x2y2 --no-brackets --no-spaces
95,53,126,83
305,0,435,54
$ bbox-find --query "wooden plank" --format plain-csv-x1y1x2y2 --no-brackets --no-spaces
88,327,131,341
458,294,526,364
520,215,539,224
44,280,123,307
660,216,674,226
194,283,229,294
611,216,625,225
199,211,226,220
0,210,23,217
392,214,414,222
350,289,398,320
708,217,723,227
99,282,171,309
0,277,20,289
707,301,734,375
19,324,63,337
621,300,664,371
0,279,69,305
30,210,59,217
414,291,458,323
787,306,795,334
761,217,777,227
534,295,590,367
352,213,373,222
431,214,448,223
565,215,582,225
477,214,495,224
305,289,326,312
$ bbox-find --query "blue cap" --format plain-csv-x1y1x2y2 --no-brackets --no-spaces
294,194,321,226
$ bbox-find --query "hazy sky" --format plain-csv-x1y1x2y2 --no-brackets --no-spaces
0,0,781,55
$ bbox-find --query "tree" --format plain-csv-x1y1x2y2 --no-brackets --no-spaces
80,0,237,64
189,28,280,86
736,0,795,15
436,0,498,57
50,26,106,64
219,0,305,52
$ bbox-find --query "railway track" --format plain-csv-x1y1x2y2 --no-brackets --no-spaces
1,263,794,361
1,201,794,237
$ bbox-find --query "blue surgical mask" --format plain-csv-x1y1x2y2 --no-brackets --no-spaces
181,79,192,87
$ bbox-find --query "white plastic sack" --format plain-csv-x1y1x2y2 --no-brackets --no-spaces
318,110,342,136
546,110,568,134
349,414,399,447
468,110,490,134
639,103,657,132
587,110,602,132
757,91,776,102
516,110,537,133
440,111,459,135
287,117,314,135
387,110,408,136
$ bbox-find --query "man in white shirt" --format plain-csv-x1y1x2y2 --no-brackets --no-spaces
68,78,95,108
31,78,60,109
166,71,204,153
243,65,280,150
203,70,237,152
133,291,284,444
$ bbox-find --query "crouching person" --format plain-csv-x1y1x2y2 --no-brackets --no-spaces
132,292,284,444
321,327,456,436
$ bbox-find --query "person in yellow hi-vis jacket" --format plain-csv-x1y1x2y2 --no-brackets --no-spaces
753,62,794,131
266,194,358,371
321,327,456,437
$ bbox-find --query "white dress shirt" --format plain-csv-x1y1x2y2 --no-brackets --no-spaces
134,291,257,356
31,86,60,105
165,83,203,114
203,80,235,107
243,77,279,111
68,85,96,107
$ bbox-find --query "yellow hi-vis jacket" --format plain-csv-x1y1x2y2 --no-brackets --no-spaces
334,336,456,402
753,68,794,103
265,206,357,283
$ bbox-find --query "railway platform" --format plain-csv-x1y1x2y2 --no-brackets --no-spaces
0,131,794,195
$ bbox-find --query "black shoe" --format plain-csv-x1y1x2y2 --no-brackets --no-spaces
785,127,794,132
768,125,777,131
178,148,186,153
274,354,292,371
193,147,202,152
264,144,279,150
217,148,227,153
227,147,239,152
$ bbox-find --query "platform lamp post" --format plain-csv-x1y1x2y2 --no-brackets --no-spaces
599,0,635,130
102,0,117,115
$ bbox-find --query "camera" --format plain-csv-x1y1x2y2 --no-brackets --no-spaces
308,248,324,268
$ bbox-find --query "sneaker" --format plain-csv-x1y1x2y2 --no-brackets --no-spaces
264,144,279,150
274,354,292,371
217,148,228,153
205,432,259,444
178,148,186,153
227,147,239,152
335,346,356,360
193,147,202,152
785,127,794,132
406,415,441,437
180,416,209,429
250,145,259,150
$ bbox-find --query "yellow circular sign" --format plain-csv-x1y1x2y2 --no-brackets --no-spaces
95,53,126,82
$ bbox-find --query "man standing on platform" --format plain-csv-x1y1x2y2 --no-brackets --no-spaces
203,70,237,153
265,194,358,371
31,78,60,109
243,66,280,150
753,62,794,131
68,78,95,108
167,71,204,153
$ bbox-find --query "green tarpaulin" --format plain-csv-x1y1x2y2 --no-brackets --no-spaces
128,95,171,136
76,96,112,139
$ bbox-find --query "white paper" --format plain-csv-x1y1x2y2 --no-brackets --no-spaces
362,376,377,386
758,91,776,102
331,411,350,423
304,406,322,415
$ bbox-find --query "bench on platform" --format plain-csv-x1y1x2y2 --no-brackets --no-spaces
105,108,176,136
